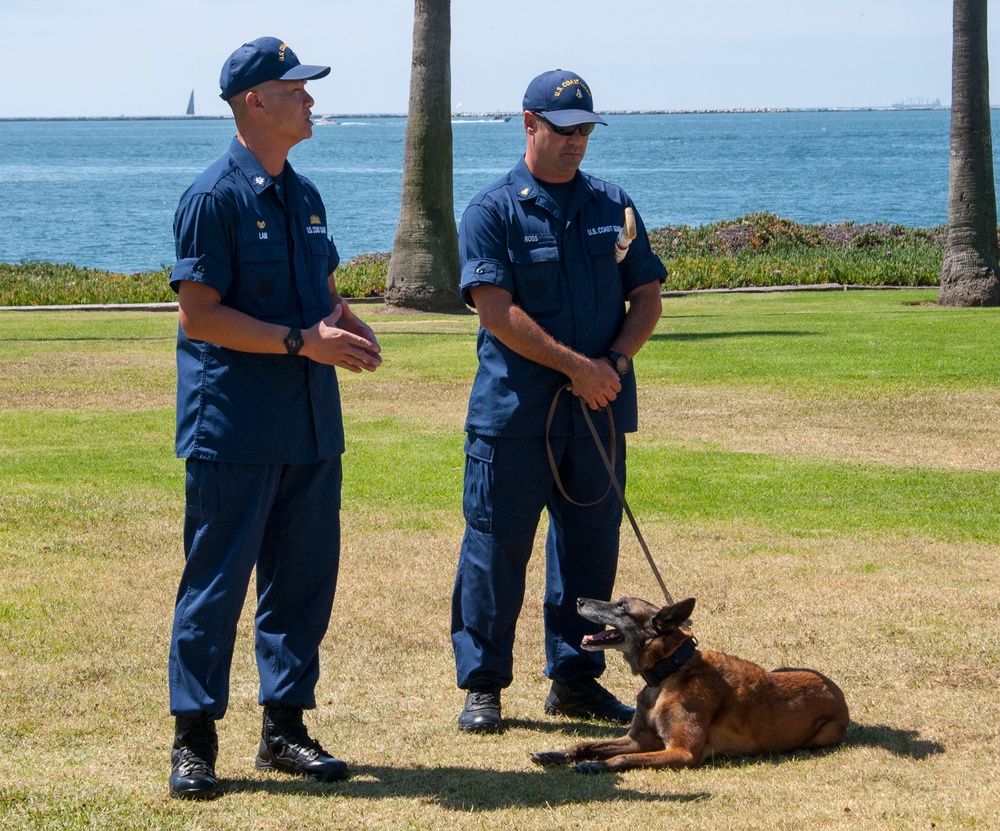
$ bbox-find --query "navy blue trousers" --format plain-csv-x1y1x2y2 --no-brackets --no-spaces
451,431,625,690
168,457,342,718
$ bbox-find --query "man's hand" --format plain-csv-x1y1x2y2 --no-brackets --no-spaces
567,356,621,410
302,303,382,373
336,299,380,347
470,283,620,410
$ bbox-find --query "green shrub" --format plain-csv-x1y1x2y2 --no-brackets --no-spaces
649,214,947,291
0,254,391,306
0,216,954,306
0,262,175,306
337,252,389,298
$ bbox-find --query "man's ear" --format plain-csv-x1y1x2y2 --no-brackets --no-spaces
244,90,265,114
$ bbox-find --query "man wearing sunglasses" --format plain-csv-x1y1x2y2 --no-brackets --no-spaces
451,69,667,733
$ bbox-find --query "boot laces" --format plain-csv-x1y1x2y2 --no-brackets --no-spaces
577,677,617,704
268,710,327,758
173,725,216,776
467,690,500,708
174,744,214,777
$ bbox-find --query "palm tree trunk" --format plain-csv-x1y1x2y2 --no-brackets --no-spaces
383,0,465,312
938,0,1000,307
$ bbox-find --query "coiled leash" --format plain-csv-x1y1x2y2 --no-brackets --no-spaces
545,385,674,605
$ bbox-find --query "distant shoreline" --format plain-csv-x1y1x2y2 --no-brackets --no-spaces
0,106,965,123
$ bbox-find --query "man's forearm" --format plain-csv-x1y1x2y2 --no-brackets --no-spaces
179,281,290,354
608,282,663,359
470,283,621,409
490,302,591,377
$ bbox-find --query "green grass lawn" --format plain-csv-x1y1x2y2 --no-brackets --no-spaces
1,291,999,830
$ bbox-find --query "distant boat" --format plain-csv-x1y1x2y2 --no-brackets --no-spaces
312,115,338,125
186,90,195,116
451,113,512,124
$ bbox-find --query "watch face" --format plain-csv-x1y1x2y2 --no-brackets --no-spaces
615,356,630,374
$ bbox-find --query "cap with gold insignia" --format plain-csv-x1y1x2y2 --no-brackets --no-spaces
521,69,607,129
220,37,330,100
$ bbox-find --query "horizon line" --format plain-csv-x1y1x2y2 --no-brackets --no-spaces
0,105,964,123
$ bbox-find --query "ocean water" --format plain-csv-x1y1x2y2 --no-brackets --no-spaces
0,109,984,273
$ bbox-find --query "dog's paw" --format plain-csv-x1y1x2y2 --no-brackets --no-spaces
573,761,610,775
530,751,571,767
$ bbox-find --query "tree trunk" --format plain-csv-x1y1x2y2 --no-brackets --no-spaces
938,0,1000,307
383,0,466,313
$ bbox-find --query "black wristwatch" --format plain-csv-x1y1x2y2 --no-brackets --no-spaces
606,350,631,377
283,327,304,356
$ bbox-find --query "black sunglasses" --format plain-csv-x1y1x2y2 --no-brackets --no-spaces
533,112,597,137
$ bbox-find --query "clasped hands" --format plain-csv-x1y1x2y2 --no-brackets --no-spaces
567,356,621,411
303,301,382,373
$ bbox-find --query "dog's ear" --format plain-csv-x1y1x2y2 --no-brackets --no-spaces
651,597,696,634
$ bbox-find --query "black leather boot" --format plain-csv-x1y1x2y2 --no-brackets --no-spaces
169,715,219,799
457,686,504,733
544,677,635,724
255,705,349,782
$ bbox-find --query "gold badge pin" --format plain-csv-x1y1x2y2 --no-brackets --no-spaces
257,221,266,229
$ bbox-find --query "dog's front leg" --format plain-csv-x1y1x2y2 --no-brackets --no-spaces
531,734,649,768
577,745,699,773
578,725,707,773
572,721,708,773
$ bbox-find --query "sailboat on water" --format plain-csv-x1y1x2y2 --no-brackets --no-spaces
186,90,195,116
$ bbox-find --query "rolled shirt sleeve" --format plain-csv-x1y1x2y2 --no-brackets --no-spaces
459,202,514,307
170,191,237,297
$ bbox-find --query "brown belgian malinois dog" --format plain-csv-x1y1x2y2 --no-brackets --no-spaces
531,596,849,773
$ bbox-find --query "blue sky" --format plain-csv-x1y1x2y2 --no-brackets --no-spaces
1,0,994,118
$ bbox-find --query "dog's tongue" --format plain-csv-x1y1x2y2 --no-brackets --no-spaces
583,629,616,645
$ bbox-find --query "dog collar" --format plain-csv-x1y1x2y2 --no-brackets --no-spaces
641,636,698,687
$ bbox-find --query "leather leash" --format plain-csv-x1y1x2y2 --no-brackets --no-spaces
545,385,674,606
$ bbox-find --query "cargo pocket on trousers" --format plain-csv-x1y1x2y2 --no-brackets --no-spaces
184,459,239,524
462,433,495,532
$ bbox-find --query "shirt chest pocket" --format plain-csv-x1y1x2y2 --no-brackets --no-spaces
585,229,623,297
238,238,292,321
508,237,561,316
585,228,618,261
307,234,331,274
302,235,333,312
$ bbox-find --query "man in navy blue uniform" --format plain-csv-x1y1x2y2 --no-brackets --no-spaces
451,69,667,733
167,37,382,799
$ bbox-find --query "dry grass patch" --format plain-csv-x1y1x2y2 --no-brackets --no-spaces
0,345,175,410
9,489,1000,829
641,384,1000,471
340,378,469,429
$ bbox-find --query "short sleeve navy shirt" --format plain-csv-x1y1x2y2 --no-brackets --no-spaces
170,137,344,464
459,157,667,438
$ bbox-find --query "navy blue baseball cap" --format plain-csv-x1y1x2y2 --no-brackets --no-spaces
522,69,607,128
219,37,331,100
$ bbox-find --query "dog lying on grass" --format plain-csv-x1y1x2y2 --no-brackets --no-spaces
531,596,849,773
